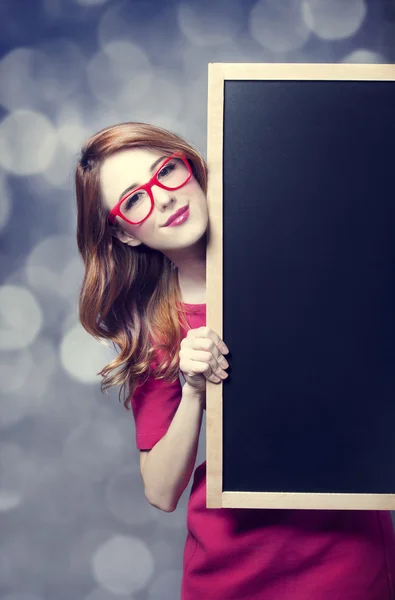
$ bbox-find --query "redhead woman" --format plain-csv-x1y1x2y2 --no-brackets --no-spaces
75,122,395,600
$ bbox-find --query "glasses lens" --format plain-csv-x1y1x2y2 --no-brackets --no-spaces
120,189,151,223
157,157,190,189
118,158,190,223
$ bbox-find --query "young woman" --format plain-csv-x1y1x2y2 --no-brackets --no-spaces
75,122,395,600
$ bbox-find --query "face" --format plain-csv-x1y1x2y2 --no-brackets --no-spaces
100,147,208,254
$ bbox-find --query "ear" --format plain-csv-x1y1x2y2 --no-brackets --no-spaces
113,228,142,247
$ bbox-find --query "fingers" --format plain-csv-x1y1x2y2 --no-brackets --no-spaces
181,327,229,357
179,327,230,384
192,339,229,370
181,361,223,384
181,350,229,380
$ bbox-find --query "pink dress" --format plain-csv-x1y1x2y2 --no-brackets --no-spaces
131,302,395,599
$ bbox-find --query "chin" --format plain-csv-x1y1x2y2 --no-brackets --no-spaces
186,224,207,244
167,229,206,251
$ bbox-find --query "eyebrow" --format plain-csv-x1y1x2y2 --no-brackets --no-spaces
118,155,169,201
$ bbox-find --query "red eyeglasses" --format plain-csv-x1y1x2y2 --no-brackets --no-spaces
108,153,193,226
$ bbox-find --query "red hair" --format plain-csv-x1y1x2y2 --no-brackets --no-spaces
75,122,208,408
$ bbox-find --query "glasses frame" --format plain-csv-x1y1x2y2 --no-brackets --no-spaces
108,152,193,226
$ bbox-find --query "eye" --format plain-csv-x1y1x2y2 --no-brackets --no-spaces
124,191,143,210
158,161,176,179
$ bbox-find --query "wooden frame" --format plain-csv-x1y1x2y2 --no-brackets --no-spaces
205,62,395,510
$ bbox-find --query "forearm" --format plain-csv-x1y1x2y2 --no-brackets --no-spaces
142,382,205,512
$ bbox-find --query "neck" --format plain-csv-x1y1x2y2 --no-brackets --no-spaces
164,233,206,304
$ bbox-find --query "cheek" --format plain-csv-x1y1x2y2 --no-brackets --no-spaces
197,189,208,210
133,219,156,239
190,178,203,193
117,219,150,241
118,220,137,235
186,180,207,204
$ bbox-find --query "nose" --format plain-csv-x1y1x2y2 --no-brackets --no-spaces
151,184,176,208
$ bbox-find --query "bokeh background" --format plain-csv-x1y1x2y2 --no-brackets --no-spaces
0,1,395,599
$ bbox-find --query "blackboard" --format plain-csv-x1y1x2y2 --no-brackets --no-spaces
206,63,395,510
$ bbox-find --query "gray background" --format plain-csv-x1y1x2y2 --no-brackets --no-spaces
0,1,394,599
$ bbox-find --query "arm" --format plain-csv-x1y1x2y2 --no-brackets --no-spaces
141,382,205,512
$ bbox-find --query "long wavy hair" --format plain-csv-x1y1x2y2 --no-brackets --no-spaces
75,122,208,409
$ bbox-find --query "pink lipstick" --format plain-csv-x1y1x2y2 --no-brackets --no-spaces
164,206,190,227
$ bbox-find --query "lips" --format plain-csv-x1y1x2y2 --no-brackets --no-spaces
163,205,189,227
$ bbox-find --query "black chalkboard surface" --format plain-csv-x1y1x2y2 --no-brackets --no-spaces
206,64,395,510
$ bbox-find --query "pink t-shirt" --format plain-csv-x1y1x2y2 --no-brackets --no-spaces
131,303,395,600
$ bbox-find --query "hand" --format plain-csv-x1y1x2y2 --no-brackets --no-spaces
179,326,230,394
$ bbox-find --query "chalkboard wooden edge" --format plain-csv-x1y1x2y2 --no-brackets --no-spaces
221,492,395,511
205,62,395,510
206,63,225,509
207,62,395,81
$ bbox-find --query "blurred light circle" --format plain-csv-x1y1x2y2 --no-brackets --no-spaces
103,39,150,65
91,535,154,594
0,42,85,112
70,528,118,582
60,323,115,384
22,337,57,401
179,37,271,75
0,491,22,511
58,119,88,153
0,348,33,393
98,1,186,69
341,49,386,63
62,308,82,338
98,0,152,47
0,443,37,509
181,65,209,119
178,0,243,46
85,106,123,137
26,235,79,296
59,256,85,301
0,172,11,233
63,416,129,482
127,72,183,124
147,570,183,600
9,259,64,333
41,144,76,189
35,39,86,104
87,42,153,110
0,110,57,176
56,99,86,126
302,0,367,40
0,285,43,350
0,338,57,428
0,47,48,111
249,0,310,52
105,465,158,526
